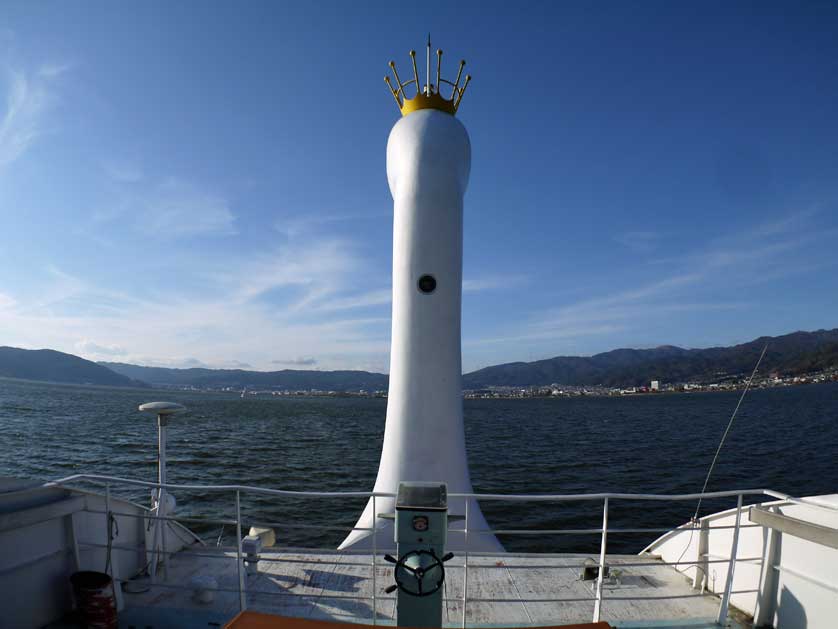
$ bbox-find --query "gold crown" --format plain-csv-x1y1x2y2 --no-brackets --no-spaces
385,36,471,117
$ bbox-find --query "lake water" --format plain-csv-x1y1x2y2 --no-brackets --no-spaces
1,378,836,553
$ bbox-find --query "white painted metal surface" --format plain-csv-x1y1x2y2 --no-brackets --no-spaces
0,479,196,628
592,497,609,622
645,493,838,629
342,108,498,552
139,401,185,582
138,401,186,415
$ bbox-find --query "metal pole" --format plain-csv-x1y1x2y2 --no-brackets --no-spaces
462,499,470,629
105,483,111,575
593,497,609,623
693,518,709,592
69,512,81,571
158,414,167,489
148,504,159,583
372,494,377,625
717,494,743,625
236,490,246,611
426,35,431,95
158,414,168,580
105,483,111,528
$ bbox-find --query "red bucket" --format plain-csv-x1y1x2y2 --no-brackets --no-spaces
70,571,117,629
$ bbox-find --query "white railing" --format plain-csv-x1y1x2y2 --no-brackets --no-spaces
44,474,838,627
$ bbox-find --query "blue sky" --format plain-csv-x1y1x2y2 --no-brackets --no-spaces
1,1,837,373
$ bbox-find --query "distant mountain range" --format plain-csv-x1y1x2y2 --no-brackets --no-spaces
462,329,838,388
0,347,147,388
1,328,837,391
101,363,388,392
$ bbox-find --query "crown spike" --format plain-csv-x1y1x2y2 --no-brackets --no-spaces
436,49,442,94
384,76,401,107
409,50,420,97
385,41,471,117
451,60,465,99
389,61,405,99
453,74,471,111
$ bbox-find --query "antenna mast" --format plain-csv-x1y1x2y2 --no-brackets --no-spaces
426,33,431,95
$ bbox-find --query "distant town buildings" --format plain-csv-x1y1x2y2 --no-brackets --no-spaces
157,367,838,399
461,366,838,399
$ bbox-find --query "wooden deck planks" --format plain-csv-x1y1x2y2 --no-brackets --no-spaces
250,551,342,618
121,548,728,627
500,555,597,626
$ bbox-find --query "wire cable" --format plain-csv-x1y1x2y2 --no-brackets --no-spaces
672,343,768,577
693,343,768,520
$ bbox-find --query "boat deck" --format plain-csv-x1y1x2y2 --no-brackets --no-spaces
119,548,745,629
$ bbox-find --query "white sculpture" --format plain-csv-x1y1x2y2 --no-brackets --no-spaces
341,41,501,552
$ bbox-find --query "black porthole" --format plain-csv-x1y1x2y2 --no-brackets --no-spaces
417,274,437,294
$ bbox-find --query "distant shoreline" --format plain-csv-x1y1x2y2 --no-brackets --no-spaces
2,369,836,400
464,379,835,400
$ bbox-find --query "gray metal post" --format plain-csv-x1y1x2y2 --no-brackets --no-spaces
105,483,112,579
158,414,167,489
138,401,185,584
717,494,743,625
236,490,246,611
372,494,377,625
68,512,81,571
693,518,709,591
158,415,168,580
753,504,780,626
462,499,470,629
593,497,609,623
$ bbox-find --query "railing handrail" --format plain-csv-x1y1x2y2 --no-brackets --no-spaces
43,474,838,514
39,473,824,507
54,473,838,625
42,473,397,499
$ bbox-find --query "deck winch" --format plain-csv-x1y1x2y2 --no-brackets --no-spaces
384,482,454,628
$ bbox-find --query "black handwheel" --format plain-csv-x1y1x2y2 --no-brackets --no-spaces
385,550,454,597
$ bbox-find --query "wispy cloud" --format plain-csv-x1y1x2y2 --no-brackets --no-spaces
226,360,253,369
613,230,661,253
550,273,703,318
274,210,388,237
75,339,127,357
102,159,144,183
463,274,529,293
313,289,391,312
91,176,237,239
748,206,820,239
468,207,832,354
0,213,393,370
0,292,16,310
140,179,236,238
272,356,318,366
465,323,628,347
227,238,363,307
0,281,392,371
0,63,59,169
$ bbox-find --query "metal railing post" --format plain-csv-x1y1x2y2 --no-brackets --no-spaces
372,495,377,625
693,517,709,592
462,499,470,628
717,494,743,625
593,497,609,623
148,486,158,583
160,486,168,580
105,482,111,529
236,490,246,611
104,483,111,573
